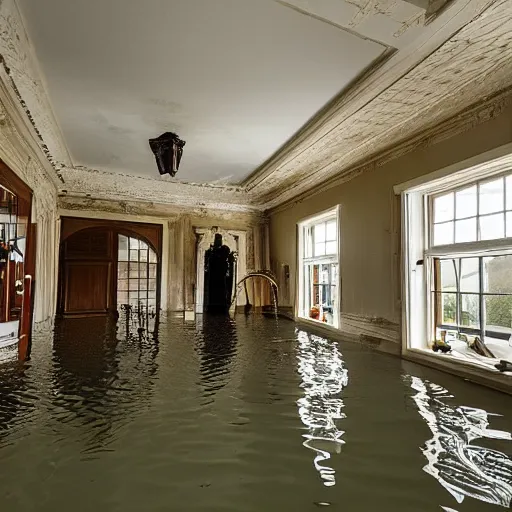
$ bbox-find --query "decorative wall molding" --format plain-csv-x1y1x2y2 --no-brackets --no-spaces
58,166,260,213
0,73,60,325
194,227,247,313
1,0,511,217
269,85,512,214
247,0,512,209
0,0,71,169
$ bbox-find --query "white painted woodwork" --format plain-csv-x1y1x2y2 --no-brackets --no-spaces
194,227,247,314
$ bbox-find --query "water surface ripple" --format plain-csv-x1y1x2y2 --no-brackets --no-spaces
0,315,510,511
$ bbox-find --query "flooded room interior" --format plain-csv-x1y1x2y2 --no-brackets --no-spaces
0,0,512,510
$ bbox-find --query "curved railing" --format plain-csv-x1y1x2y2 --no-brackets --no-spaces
232,270,279,316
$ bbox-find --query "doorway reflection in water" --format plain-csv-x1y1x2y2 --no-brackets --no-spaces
296,330,348,486
406,375,512,508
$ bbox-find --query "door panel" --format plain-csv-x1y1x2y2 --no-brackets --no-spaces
64,262,111,314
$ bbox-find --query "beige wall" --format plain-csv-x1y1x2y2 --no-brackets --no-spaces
269,103,512,326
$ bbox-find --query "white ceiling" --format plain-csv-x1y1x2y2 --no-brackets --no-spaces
18,0,386,184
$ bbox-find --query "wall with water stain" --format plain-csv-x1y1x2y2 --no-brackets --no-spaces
269,100,512,346
58,197,271,313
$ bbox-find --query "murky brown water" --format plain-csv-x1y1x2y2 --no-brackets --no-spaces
0,315,511,511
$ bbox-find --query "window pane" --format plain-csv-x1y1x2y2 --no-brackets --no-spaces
507,212,512,238
485,295,512,332
325,241,337,255
484,255,512,294
148,279,157,291
438,259,457,292
479,213,504,241
455,217,476,243
117,292,128,304
434,193,454,223
149,249,157,263
460,293,480,329
326,220,337,241
129,237,140,249
507,175,512,210
118,235,129,261
129,280,139,291
479,178,504,215
433,222,453,246
314,223,326,243
130,249,139,261
314,243,325,257
118,279,128,291
456,186,477,219
139,250,148,263
439,293,457,325
149,264,157,278
459,258,479,293
118,262,128,279
319,264,330,284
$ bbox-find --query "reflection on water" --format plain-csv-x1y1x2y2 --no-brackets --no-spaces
50,318,159,458
1,315,512,511
296,330,348,486
195,315,238,403
407,375,512,508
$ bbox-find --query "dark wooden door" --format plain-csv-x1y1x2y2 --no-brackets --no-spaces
59,229,115,317
64,261,111,314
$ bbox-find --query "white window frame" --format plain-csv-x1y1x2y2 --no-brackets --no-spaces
397,143,512,365
297,205,341,328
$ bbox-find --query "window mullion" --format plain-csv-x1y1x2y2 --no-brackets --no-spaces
453,191,456,244
479,256,485,340
476,181,481,241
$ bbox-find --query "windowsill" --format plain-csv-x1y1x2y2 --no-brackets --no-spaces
403,346,512,395
297,316,339,333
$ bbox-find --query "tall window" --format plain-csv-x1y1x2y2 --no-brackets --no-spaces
429,177,512,357
117,235,158,330
298,208,340,327
401,156,512,365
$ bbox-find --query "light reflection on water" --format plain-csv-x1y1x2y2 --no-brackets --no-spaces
407,375,512,508
296,330,348,486
0,316,511,510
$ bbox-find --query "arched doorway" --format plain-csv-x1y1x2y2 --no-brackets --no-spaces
58,219,162,320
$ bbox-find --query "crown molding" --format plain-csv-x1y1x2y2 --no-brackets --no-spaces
58,166,263,213
251,0,512,210
268,86,512,215
0,0,72,169
1,0,511,218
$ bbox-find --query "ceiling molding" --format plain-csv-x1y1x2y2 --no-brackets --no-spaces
1,0,511,218
242,0,497,193
248,0,512,209
58,166,263,213
267,86,512,215
272,0,398,47
0,0,72,169
58,197,266,225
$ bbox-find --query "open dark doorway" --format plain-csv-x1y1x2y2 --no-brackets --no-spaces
203,233,236,314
